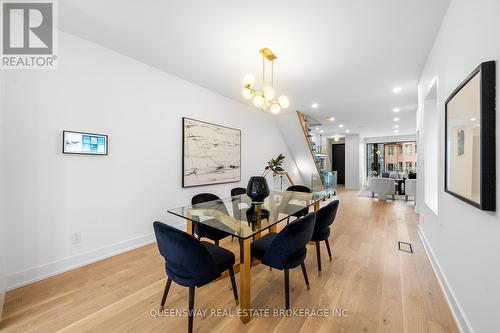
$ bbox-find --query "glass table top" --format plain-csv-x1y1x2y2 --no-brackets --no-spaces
167,190,331,239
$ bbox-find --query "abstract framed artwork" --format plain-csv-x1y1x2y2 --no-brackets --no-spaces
182,118,241,187
63,130,108,155
445,61,496,211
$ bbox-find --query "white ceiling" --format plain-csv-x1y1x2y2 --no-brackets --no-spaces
59,0,450,138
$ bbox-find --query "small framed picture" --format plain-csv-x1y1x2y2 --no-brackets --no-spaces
63,130,108,155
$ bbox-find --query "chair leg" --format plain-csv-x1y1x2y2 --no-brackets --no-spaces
215,239,219,246
325,239,333,261
405,195,408,201
284,269,290,309
300,263,310,290
160,278,172,310
372,192,374,198
188,287,195,333
315,241,322,274
228,266,239,305
287,217,290,225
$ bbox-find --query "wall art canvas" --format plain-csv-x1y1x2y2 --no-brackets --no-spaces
63,130,108,155
182,118,241,187
457,129,465,156
445,61,496,211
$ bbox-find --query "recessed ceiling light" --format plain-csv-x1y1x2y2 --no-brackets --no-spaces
327,116,335,121
393,108,400,112
345,129,350,133
394,125,399,128
315,127,320,130
470,117,477,121
394,130,399,134
334,137,340,142
393,117,400,122
393,86,402,93
312,103,319,109
339,124,344,128
319,130,324,133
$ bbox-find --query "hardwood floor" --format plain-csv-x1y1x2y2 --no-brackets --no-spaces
1,189,458,332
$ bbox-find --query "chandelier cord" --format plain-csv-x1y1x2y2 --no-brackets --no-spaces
262,54,265,88
271,60,274,89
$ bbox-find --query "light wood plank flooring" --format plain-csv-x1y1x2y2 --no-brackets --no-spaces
1,189,458,332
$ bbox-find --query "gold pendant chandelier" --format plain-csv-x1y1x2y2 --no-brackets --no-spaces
242,48,290,114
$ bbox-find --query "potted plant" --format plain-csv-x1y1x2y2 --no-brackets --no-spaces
262,153,286,177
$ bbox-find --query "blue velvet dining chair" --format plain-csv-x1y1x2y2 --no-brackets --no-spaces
311,200,339,273
285,185,311,224
230,187,246,197
230,187,247,222
153,222,238,333
250,212,316,309
191,193,232,245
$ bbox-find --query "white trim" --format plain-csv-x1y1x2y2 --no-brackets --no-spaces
5,233,155,291
417,225,473,333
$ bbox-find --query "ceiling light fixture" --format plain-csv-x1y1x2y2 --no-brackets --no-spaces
393,117,400,122
394,125,399,128
470,117,477,121
334,137,340,142
327,116,335,122
339,124,344,128
312,103,319,109
242,48,289,114
392,86,402,93
393,108,400,112
394,130,399,134
345,129,350,133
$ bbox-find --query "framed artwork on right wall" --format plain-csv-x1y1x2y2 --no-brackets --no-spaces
445,61,496,211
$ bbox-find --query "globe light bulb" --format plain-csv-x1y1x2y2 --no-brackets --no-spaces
278,95,290,108
242,87,253,99
334,137,340,142
270,103,281,114
263,86,275,101
243,74,255,86
253,95,265,108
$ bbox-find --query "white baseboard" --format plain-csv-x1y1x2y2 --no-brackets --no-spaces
5,233,155,291
417,225,473,333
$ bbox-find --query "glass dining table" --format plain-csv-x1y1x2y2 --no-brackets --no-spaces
167,189,331,323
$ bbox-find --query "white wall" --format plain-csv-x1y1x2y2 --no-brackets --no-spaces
422,82,439,215
345,134,360,189
0,70,6,318
3,32,295,290
417,0,500,332
275,112,314,186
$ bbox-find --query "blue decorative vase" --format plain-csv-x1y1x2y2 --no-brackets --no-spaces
246,176,270,203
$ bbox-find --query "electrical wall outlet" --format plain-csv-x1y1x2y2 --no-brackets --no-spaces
70,232,82,244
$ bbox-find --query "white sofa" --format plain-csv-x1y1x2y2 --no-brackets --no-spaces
405,179,417,202
369,177,396,200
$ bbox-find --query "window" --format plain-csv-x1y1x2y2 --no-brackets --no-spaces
405,162,413,171
405,144,414,155
366,141,417,176
388,146,394,156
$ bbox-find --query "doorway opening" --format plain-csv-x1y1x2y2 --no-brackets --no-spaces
332,143,345,185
